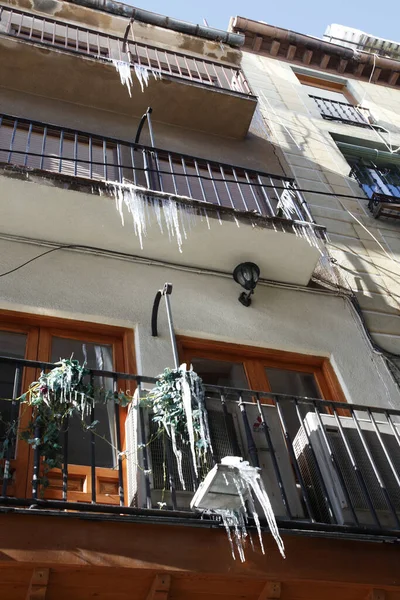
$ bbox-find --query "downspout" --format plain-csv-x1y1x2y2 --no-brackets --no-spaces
65,0,245,47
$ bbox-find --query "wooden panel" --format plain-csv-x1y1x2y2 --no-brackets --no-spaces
26,568,49,600
1,513,400,588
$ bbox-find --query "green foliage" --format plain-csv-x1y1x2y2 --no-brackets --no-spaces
143,364,211,468
18,358,131,490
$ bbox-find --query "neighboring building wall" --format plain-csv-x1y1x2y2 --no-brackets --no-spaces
241,51,400,354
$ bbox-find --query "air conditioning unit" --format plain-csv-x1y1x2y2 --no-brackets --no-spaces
126,395,304,518
293,412,400,528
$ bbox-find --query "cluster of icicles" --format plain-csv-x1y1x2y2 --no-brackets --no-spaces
108,181,324,254
166,364,212,490
192,457,286,562
111,59,161,96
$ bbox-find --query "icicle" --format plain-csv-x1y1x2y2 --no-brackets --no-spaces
170,425,185,490
134,64,150,92
179,364,198,478
112,59,133,97
191,457,285,561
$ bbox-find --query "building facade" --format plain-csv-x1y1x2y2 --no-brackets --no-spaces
0,1,399,598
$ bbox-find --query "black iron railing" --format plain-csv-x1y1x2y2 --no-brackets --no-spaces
350,161,400,218
1,354,400,539
0,5,252,96
0,113,316,222
310,95,373,127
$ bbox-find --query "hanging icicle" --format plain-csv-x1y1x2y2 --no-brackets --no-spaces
108,182,206,253
111,59,133,97
111,59,162,95
108,181,325,255
191,456,285,562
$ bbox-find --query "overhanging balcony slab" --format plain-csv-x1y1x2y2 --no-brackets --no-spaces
0,172,323,286
0,35,257,139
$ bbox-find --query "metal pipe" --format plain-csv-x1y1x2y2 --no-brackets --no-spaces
65,0,245,47
162,283,180,370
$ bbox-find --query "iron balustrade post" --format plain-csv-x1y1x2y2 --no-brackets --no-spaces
331,405,381,528
31,422,41,502
90,372,96,504
137,379,152,509
2,365,21,496
238,394,259,468
351,408,400,529
274,396,317,523
113,375,125,506
313,402,359,526
255,393,292,519
62,415,69,502
368,409,400,493
293,398,337,524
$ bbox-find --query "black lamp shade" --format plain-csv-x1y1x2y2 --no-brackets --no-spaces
233,262,260,291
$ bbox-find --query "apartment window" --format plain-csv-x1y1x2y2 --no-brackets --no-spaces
0,312,134,502
296,73,373,127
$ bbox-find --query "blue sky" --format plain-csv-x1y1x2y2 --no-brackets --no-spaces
129,0,399,42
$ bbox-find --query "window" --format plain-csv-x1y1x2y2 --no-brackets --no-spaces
0,311,134,502
147,337,345,512
296,73,372,127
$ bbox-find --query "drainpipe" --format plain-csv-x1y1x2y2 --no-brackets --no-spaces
65,0,245,47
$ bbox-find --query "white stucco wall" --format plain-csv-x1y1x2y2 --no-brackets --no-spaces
0,236,399,410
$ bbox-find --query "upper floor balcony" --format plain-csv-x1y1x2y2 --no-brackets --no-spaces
0,4,257,138
1,353,400,543
0,112,326,285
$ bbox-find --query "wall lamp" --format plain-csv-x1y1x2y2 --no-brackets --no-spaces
232,262,260,307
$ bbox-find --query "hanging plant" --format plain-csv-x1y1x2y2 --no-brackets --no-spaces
19,358,131,488
142,363,212,489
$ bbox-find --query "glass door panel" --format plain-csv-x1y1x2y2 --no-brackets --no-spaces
50,337,116,468
265,367,322,440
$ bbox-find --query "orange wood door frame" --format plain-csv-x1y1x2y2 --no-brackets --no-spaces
0,310,136,503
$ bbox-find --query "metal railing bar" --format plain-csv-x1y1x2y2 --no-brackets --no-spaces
294,399,338,524
274,396,317,522
255,393,293,519
312,402,360,526
351,408,400,528
331,405,381,528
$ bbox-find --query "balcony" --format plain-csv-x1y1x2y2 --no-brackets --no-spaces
1,354,400,541
350,161,400,218
310,95,374,128
0,5,257,138
0,112,325,285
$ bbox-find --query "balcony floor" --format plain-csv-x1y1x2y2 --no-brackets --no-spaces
0,509,399,600
0,35,257,139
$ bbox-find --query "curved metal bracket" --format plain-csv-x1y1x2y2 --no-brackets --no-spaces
151,290,162,337
135,107,154,146
151,283,178,368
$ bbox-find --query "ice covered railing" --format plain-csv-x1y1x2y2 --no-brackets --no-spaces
0,113,325,251
0,5,252,96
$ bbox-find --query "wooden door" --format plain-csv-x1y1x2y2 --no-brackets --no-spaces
0,311,134,503
0,323,39,498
